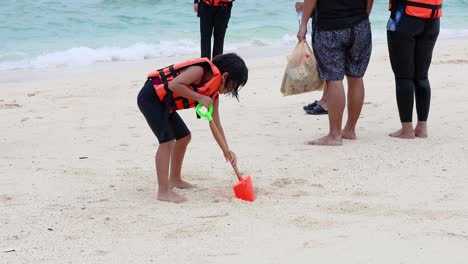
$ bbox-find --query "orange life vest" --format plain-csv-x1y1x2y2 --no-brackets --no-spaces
389,0,443,19
202,0,233,7
147,58,221,112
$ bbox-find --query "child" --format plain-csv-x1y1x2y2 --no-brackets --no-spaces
137,53,248,203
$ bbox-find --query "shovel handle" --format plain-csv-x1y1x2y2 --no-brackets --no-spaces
208,120,243,182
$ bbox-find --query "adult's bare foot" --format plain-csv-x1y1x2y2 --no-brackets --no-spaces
389,129,415,139
157,190,187,203
414,129,428,138
342,129,357,140
318,101,328,110
306,135,342,146
170,180,195,189
414,122,428,138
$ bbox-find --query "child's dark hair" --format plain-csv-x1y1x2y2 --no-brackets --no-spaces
212,53,248,100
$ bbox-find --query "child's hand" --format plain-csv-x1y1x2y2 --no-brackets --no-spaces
225,150,237,167
198,95,213,110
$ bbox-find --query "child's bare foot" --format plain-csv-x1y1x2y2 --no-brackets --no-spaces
389,129,415,139
306,135,342,146
170,180,194,189
414,122,428,138
342,129,357,140
157,190,187,203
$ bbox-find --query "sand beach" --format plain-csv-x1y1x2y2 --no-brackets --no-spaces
1,37,468,263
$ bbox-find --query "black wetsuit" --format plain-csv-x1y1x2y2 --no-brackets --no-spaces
387,3,440,122
197,0,232,59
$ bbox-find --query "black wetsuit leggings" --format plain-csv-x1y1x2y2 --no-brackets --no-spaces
198,2,232,59
387,16,440,122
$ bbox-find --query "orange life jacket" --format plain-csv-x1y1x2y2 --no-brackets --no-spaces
147,58,221,112
202,0,233,7
389,0,443,19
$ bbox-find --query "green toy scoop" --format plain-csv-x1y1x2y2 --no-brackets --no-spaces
195,103,214,121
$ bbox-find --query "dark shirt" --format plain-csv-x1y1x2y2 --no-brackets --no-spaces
315,0,368,31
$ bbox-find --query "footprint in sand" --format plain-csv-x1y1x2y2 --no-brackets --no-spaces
352,191,379,198
291,190,310,197
0,195,13,203
435,59,468,65
94,250,109,256
195,212,229,219
271,178,292,188
0,102,21,109
445,232,468,240
326,201,371,215
310,183,324,189
303,240,325,248
87,198,109,204
293,178,307,185
292,216,335,229
271,178,308,188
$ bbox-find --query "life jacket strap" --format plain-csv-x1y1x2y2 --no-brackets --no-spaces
158,69,177,111
168,65,178,78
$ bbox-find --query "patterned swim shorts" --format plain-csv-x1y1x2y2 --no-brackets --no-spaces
313,19,372,81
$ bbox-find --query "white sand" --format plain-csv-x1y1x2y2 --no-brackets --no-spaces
1,38,468,263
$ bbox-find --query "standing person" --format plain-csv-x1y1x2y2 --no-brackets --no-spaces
387,0,442,139
296,1,329,115
297,0,374,146
137,53,248,203
194,0,233,60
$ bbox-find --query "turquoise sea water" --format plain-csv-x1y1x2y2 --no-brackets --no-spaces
1,0,467,70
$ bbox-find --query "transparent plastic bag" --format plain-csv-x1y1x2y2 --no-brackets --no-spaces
280,41,325,96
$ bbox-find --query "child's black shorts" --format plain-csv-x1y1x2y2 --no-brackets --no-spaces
137,80,190,143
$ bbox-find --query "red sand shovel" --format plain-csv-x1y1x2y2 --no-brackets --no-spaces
196,104,255,202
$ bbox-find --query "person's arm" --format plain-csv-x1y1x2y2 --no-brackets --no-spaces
211,98,237,166
295,2,303,12
367,0,374,16
194,0,198,13
168,66,213,109
297,0,317,41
